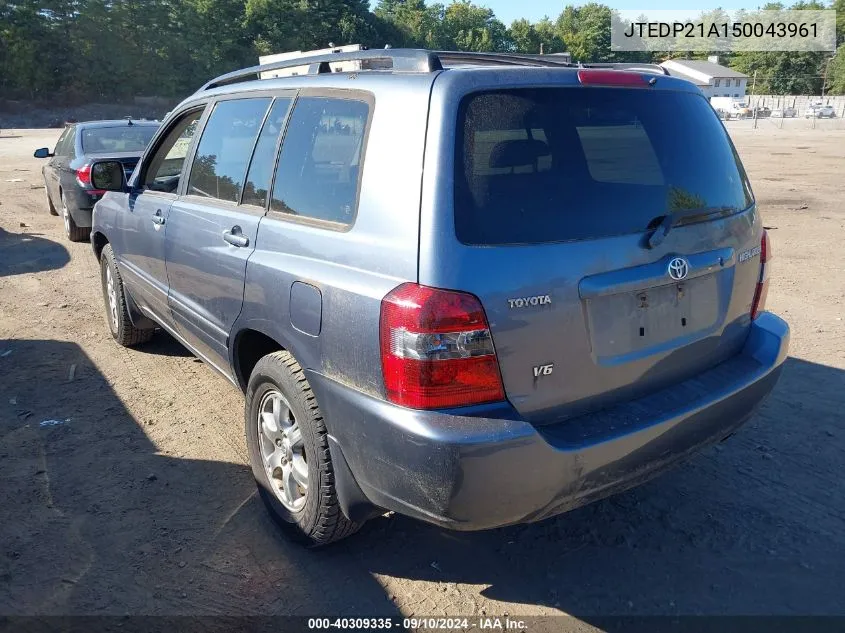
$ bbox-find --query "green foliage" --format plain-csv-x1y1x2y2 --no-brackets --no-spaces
827,45,845,93
0,0,841,101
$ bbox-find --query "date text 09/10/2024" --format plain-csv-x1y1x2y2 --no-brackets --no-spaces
307,617,529,630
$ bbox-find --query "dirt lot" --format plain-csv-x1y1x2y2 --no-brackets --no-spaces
1,127,844,627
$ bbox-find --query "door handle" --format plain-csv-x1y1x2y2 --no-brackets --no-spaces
151,209,165,226
223,226,249,248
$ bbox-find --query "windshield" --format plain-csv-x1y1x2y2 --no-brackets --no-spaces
454,87,754,245
81,125,157,153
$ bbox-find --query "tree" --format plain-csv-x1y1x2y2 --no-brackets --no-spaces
442,0,509,52
826,46,845,94
508,19,540,53
555,3,614,62
507,17,566,54
374,0,449,48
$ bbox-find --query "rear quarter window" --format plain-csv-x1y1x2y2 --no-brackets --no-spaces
269,95,371,227
454,87,754,245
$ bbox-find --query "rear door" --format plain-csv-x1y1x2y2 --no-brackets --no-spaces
422,78,763,423
165,94,294,371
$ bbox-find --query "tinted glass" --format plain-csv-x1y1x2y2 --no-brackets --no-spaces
455,88,754,245
144,109,203,193
54,127,72,156
81,125,157,153
270,96,370,225
188,98,270,203
241,98,292,207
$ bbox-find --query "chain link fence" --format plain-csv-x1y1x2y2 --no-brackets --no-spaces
726,94,845,130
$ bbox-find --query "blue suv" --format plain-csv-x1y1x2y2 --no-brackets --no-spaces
89,49,789,545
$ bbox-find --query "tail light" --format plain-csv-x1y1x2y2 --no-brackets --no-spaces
75,163,107,195
75,163,92,188
379,283,505,409
750,230,771,320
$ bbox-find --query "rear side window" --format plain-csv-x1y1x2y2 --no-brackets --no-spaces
54,127,74,156
188,98,271,203
455,88,754,245
270,96,370,226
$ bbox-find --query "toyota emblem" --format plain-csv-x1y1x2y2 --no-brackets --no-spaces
668,257,689,281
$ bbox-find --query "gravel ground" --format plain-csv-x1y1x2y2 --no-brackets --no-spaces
0,127,843,628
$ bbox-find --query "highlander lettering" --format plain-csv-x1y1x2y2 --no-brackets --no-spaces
739,245,762,262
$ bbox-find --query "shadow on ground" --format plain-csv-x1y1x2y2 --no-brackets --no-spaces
135,331,194,358
348,356,845,620
2,341,843,620
0,339,396,616
0,227,69,277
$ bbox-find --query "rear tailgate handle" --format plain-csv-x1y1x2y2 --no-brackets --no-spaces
223,226,249,248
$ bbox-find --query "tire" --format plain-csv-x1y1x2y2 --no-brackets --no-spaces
99,244,155,347
245,350,360,546
61,190,90,242
45,182,58,216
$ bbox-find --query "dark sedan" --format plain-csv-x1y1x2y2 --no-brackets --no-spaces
34,119,159,241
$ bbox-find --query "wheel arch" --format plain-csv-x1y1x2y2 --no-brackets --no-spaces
91,230,109,260
231,326,290,393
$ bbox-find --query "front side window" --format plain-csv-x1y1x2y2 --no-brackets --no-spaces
187,98,271,203
270,95,370,226
143,109,204,193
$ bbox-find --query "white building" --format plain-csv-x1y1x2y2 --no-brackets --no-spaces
258,44,390,78
659,57,750,99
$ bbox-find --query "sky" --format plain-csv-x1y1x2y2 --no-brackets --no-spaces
483,1,770,25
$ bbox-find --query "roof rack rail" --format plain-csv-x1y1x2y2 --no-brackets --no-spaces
578,62,669,76
433,51,575,68
198,48,443,91
197,48,669,92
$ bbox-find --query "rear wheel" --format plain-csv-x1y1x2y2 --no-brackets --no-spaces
61,191,90,242
245,351,360,546
100,244,154,347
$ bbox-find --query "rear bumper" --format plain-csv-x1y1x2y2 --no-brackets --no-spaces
309,312,789,531
64,187,101,227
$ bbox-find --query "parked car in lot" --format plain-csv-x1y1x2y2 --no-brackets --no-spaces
88,49,789,545
34,119,159,241
770,107,797,118
710,96,750,120
803,104,836,118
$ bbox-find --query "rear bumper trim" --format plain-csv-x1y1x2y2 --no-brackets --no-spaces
309,312,789,531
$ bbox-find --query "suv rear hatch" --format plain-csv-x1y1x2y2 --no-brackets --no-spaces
420,73,764,423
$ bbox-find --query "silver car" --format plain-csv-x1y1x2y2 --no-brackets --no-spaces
87,49,789,545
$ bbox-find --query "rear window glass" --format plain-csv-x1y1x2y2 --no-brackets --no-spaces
81,126,157,153
454,88,754,245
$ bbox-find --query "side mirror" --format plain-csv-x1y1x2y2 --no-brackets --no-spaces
90,161,127,192
33,148,52,159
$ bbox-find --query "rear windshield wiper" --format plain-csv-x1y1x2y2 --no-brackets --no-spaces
646,206,736,249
